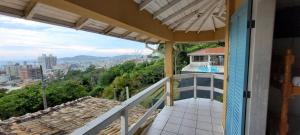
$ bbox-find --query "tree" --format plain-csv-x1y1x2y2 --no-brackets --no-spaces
46,80,88,106
158,42,223,74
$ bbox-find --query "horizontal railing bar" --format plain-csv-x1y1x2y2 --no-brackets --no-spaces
179,87,213,91
196,73,212,78
128,93,167,135
214,88,223,94
197,86,211,91
174,73,214,80
214,74,224,80
71,77,169,135
174,73,194,79
179,86,194,91
174,73,224,80
122,77,169,109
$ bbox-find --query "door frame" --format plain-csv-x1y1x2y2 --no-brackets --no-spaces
245,0,276,134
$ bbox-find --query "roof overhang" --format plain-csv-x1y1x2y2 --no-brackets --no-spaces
0,0,226,43
188,53,224,56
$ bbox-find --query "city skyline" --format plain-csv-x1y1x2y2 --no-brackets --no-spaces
0,15,154,61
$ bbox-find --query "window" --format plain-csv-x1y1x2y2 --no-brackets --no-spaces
192,56,208,62
210,55,224,66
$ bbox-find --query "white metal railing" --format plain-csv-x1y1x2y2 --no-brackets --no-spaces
71,73,224,135
174,73,224,101
71,77,170,135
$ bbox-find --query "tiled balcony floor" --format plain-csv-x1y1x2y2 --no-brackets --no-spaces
144,98,224,135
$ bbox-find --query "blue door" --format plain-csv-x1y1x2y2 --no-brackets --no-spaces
226,1,252,135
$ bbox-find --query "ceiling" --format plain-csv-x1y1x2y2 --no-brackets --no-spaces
0,0,226,44
134,0,225,33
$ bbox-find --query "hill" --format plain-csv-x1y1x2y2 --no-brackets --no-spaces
59,55,143,63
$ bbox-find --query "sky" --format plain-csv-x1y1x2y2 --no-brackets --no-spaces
0,15,154,61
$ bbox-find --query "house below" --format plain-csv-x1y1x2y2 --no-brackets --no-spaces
0,97,157,135
182,47,224,74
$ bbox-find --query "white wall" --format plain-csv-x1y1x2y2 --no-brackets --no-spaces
246,0,276,134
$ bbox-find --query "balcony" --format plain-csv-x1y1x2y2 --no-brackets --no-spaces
71,73,224,135
144,98,223,135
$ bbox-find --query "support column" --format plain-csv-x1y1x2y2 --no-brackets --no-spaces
223,0,235,127
165,41,174,106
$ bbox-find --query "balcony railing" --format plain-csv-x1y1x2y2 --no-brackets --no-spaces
71,73,224,135
174,73,224,100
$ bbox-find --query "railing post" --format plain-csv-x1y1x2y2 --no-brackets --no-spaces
166,78,171,106
194,74,197,99
126,86,129,100
211,74,214,101
121,109,128,135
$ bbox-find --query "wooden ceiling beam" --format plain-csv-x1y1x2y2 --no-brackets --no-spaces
217,0,225,17
185,15,202,33
103,25,115,34
184,0,218,33
162,0,207,24
211,16,216,32
172,12,199,31
143,37,151,42
156,40,162,44
170,10,199,29
40,0,173,41
121,31,132,37
197,0,220,33
75,17,89,30
174,27,225,42
0,5,24,17
139,0,155,11
153,0,181,19
24,0,39,19
214,15,225,23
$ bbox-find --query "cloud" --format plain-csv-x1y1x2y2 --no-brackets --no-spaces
0,47,152,59
0,15,154,61
0,15,49,27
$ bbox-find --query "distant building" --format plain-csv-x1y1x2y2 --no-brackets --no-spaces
182,47,224,73
4,63,20,78
38,54,57,72
0,75,9,84
19,65,42,81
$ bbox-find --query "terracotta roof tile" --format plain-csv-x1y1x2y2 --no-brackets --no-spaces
0,97,158,135
188,47,224,55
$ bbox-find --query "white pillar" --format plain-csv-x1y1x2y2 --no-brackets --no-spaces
166,79,171,106
194,74,197,99
121,109,128,135
126,86,129,100
211,74,214,101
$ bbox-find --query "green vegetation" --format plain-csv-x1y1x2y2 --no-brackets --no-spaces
171,42,224,74
0,60,164,120
0,42,222,120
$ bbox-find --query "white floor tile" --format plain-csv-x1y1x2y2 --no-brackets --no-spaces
197,122,212,131
164,123,180,133
178,126,196,135
147,98,224,135
181,119,197,128
196,129,213,135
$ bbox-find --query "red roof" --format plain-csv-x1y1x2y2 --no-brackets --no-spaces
188,47,224,55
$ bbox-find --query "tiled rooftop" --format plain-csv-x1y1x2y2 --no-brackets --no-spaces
0,96,157,135
143,98,224,135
